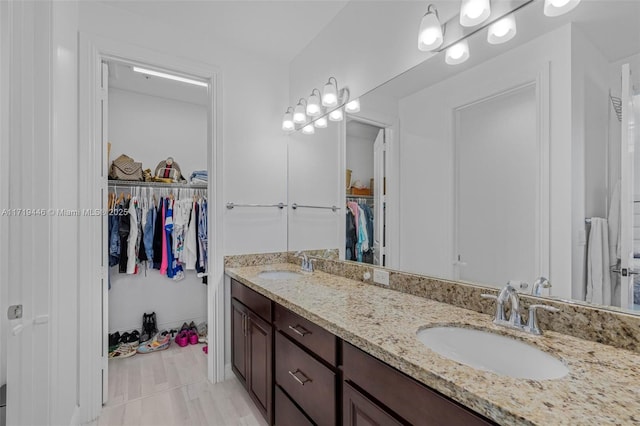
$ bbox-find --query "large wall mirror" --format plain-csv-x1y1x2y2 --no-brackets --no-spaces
287,0,640,315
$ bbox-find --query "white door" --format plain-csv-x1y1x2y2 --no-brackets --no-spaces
101,62,110,404
373,129,385,266
456,84,538,287
619,63,637,309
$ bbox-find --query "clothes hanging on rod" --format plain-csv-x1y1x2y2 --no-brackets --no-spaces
346,200,374,263
107,184,208,287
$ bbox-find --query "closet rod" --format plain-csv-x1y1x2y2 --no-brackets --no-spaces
291,203,340,212
107,180,207,189
226,202,286,210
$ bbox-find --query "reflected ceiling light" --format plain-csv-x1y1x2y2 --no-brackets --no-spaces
543,0,581,17
322,77,339,107
293,99,308,124
418,4,444,51
345,98,361,113
314,116,328,128
282,107,295,131
132,66,208,87
302,124,315,135
329,108,344,121
306,89,322,117
487,14,517,44
460,0,491,27
445,39,470,65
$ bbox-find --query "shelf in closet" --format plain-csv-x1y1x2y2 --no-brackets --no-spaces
107,180,207,189
346,195,373,200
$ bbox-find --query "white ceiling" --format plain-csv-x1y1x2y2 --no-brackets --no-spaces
99,0,350,63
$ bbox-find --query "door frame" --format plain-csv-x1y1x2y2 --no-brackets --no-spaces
78,33,225,422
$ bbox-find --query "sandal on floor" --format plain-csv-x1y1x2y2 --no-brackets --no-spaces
109,343,137,359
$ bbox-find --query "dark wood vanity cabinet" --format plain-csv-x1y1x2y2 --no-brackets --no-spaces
342,343,496,426
231,280,273,424
230,278,495,426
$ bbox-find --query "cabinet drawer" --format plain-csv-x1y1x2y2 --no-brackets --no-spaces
343,382,403,426
274,304,337,366
276,332,336,426
231,279,272,322
343,342,495,426
275,386,313,426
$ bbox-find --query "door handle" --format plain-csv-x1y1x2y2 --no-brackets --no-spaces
611,268,640,276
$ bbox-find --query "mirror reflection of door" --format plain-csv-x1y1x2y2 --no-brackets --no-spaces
346,119,386,266
455,84,538,288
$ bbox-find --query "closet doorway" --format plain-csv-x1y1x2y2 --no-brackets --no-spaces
79,34,223,421
344,117,388,267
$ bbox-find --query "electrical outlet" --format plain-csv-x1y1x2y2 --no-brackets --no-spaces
373,269,389,286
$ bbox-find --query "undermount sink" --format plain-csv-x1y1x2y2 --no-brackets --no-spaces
416,326,569,380
257,270,304,280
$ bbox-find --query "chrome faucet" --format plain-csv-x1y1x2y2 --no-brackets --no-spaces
531,276,551,296
482,282,559,335
294,251,315,272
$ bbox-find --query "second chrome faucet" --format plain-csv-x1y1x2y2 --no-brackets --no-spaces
482,282,559,335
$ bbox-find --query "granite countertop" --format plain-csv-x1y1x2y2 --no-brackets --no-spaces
226,263,640,426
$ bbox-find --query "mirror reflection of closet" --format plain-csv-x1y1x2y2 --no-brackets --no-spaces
345,119,386,267
105,59,209,372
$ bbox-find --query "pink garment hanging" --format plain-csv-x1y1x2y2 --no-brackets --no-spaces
160,199,168,275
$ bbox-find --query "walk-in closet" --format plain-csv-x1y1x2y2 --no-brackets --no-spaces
104,59,210,404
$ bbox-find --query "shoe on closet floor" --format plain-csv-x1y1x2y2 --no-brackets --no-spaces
137,330,171,354
197,322,207,343
109,343,137,359
175,330,189,347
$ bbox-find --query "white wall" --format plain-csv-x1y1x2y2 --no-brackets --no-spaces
346,134,374,188
109,88,208,177
397,26,573,297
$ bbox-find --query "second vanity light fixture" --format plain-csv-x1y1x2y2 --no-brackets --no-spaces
282,77,360,134
420,0,581,66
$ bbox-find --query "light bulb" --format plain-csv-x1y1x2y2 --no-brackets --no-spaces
322,79,338,107
306,91,321,116
329,108,344,121
445,40,470,65
302,124,315,135
417,6,444,51
487,14,516,45
345,99,361,113
314,116,328,128
293,102,306,124
460,0,491,27
543,0,580,17
282,109,294,131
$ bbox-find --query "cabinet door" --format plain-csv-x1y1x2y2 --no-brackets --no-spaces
248,310,273,423
231,299,248,384
343,382,402,426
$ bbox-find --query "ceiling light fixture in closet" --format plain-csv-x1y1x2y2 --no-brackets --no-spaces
418,4,444,51
487,14,516,44
132,66,208,87
460,0,491,27
543,0,581,17
445,39,470,65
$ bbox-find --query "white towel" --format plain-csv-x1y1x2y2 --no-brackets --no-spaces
608,180,621,266
586,218,612,305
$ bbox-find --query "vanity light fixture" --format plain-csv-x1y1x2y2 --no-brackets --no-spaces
293,98,308,124
132,66,208,87
487,14,516,44
460,0,491,27
543,0,581,17
345,98,361,113
314,116,328,128
322,77,339,107
282,107,295,131
306,89,322,117
329,108,344,121
418,4,444,51
302,124,315,135
445,39,470,65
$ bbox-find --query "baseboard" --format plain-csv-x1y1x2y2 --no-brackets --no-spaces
224,363,233,380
